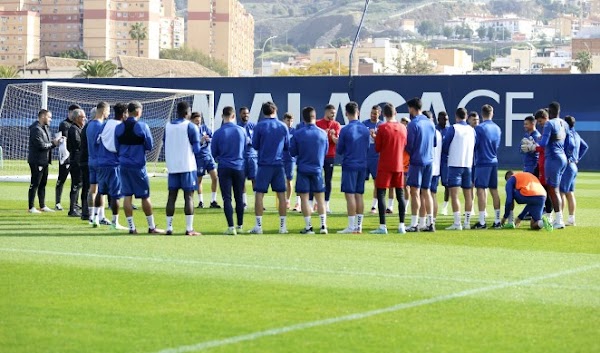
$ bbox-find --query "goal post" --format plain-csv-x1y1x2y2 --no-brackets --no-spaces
0,81,215,181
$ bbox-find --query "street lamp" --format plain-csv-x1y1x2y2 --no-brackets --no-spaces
260,35,277,76
328,43,342,75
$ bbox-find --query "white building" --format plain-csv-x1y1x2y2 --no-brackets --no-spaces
480,17,535,40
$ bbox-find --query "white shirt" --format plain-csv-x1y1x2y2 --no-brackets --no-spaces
448,123,475,168
165,120,197,173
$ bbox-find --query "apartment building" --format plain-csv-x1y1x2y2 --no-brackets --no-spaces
159,0,183,50
0,6,40,67
187,0,255,76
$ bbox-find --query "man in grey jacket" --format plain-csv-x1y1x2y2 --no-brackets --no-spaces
28,109,62,213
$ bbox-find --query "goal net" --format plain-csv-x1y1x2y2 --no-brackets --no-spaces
0,81,214,181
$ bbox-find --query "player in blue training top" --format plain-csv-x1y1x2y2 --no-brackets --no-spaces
560,115,589,226
290,106,329,235
86,104,108,225
437,111,451,215
190,112,220,209
114,101,163,235
282,113,298,210
405,97,436,233
363,105,383,214
521,115,541,174
473,104,503,229
164,101,202,236
536,101,568,229
336,101,370,234
238,106,257,209
250,101,291,234
211,106,247,235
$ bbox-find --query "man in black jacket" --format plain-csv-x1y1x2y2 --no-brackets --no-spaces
28,109,61,213
67,108,86,217
54,104,81,211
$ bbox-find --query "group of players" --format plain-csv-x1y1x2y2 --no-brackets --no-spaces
27,96,587,235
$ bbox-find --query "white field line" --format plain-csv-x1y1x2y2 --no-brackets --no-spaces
0,247,503,285
153,263,600,353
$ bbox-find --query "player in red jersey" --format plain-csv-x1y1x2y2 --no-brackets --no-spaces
370,103,408,234
315,104,341,213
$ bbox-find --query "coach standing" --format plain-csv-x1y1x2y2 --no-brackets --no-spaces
28,109,61,213
54,104,81,211
316,104,341,213
66,108,86,217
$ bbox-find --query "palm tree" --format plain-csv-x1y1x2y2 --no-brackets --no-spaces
129,22,147,57
75,60,118,78
575,51,593,73
0,65,20,78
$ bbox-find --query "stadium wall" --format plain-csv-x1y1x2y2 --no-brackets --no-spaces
0,75,598,171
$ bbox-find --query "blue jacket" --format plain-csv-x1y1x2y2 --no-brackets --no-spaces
521,130,541,171
86,119,104,167
252,117,290,167
114,117,153,168
290,124,328,175
363,119,382,160
406,114,436,166
238,121,258,158
282,126,296,163
211,122,246,170
337,120,370,171
474,120,502,167
539,118,568,160
564,128,589,164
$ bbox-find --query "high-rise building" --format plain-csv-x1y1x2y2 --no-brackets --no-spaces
159,0,184,50
0,6,40,67
83,0,161,60
187,0,255,76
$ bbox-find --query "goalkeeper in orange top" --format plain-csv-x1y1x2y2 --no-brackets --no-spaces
501,171,553,231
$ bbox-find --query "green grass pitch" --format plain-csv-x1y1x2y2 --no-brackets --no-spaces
0,172,599,353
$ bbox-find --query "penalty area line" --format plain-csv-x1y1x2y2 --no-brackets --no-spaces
153,263,600,353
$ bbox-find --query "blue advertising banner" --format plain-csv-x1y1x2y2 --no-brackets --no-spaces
0,75,598,170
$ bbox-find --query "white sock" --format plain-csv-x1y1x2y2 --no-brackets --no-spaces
379,224,387,230
348,216,355,229
508,211,514,223
127,216,135,231
91,207,97,221
426,214,433,226
537,220,544,228
387,198,394,210
279,216,287,230
255,216,262,228
442,201,448,209
309,199,314,208
211,192,217,203
320,213,327,228
479,211,486,224
146,215,155,229
185,215,194,232
99,207,105,220
398,223,406,232
356,214,364,230
568,214,575,223
326,201,330,210
405,199,410,213
418,216,426,228
304,216,312,229
242,193,247,205
166,216,174,231
465,212,472,226
411,215,418,227
371,198,378,208
556,211,564,223
494,209,501,223
112,214,119,225
199,193,204,204
453,211,461,225
296,196,301,204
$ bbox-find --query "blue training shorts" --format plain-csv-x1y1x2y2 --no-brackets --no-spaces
341,169,367,194
544,155,567,188
97,166,122,199
365,159,378,180
430,175,440,194
406,164,433,189
89,165,98,185
121,166,150,199
254,165,286,193
474,165,498,189
296,171,325,194
440,161,448,186
196,157,216,177
244,156,258,180
168,171,197,191
559,162,578,193
447,167,472,189
284,160,295,181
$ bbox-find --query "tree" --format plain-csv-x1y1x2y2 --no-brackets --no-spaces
417,20,439,39
75,60,118,78
58,48,88,59
398,56,434,75
275,61,349,76
443,26,454,39
477,26,487,40
486,27,496,41
160,46,228,76
0,65,19,78
474,56,496,71
129,22,147,57
331,37,352,48
575,51,593,73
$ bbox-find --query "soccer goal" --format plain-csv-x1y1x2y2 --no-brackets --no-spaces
0,81,214,181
